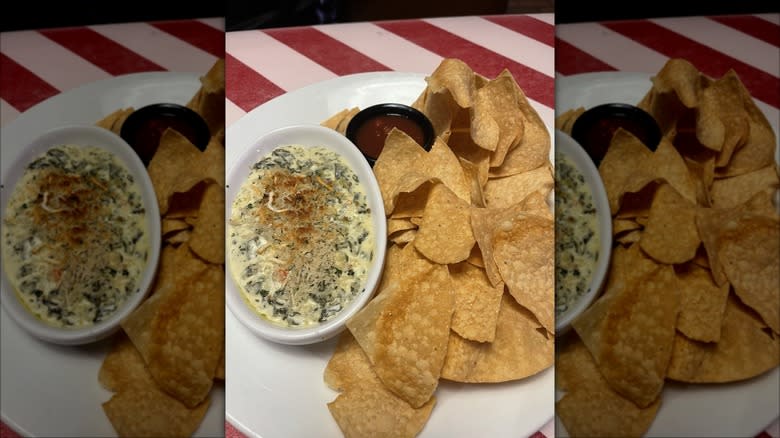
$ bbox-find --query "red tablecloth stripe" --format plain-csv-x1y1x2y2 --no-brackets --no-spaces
151,20,226,58
225,53,286,113
376,20,554,108
709,15,780,47
264,27,392,76
484,15,555,47
602,19,779,107
39,27,165,75
554,37,617,76
0,53,59,112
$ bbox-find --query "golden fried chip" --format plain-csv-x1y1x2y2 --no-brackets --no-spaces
121,244,205,362
710,165,779,209
667,295,780,382
328,388,435,438
148,129,218,214
95,107,134,135
573,249,679,408
718,214,780,333
483,164,553,209
440,293,553,382
347,264,454,408
716,72,777,176
449,131,491,188
470,72,523,167
557,383,661,438
640,183,700,264
555,107,585,135
99,333,155,392
696,72,750,166
555,332,603,393
599,128,655,214
425,58,475,108
650,58,703,108
148,263,225,408
556,331,661,438
325,331,384,392
425,136,471,203
675,263,730,342
490,70,550,174
448,262,503,343
99,333,210,438
102,387,209,438
188,58,225,136
188,182,225,264
162,218,191,236
493,212,554,333
414,183,475,264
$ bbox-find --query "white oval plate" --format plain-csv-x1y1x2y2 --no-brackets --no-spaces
0,73,224,438
555,71,780,438
226,72,555,438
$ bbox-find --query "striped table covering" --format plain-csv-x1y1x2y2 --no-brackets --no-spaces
0,18,223,438
224,14,555,438
556,13,779,438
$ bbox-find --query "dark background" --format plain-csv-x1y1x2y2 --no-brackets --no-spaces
1,0,776,32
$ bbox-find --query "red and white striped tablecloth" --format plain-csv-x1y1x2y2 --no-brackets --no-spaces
556,12,779,438
0,17,223,438
224,14,555,438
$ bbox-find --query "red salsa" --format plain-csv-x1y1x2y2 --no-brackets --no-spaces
353,114,426,159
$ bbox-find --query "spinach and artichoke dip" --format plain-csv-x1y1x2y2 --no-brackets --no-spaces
555,153,600,316
1,144,150,328
228,144,375,328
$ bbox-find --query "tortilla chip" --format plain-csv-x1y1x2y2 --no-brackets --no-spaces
557,382,661,438
448,262,503,343
425,58,475,108
346,262,453,408
710,165,779,209
328,388,435,438
573,248,680,408
188,182,225,264
440,293,553,382
147,263,225,407
102,387,209,438
148,129,220,214
675,263,730,342
667,295,780,383
99,332,155,392
639,183,700,264
718,214,780,333
483,164,553,209
414,183,475,264
492,212,554,333
95,108,134,135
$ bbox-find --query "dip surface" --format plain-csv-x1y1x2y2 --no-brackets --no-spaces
555,153,600,316
228,144,375,328
1,144,150,328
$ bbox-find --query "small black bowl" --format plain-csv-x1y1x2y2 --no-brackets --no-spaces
120,103,211,166
345,103,435,167
571,103,662,166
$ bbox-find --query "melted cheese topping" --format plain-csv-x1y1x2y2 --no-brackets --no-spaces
2,144,150,328
228,145,374,328
555,153,600,316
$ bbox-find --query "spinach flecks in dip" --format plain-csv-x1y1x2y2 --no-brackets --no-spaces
228,145,375,328
555,153,600,316
1,144,149,328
